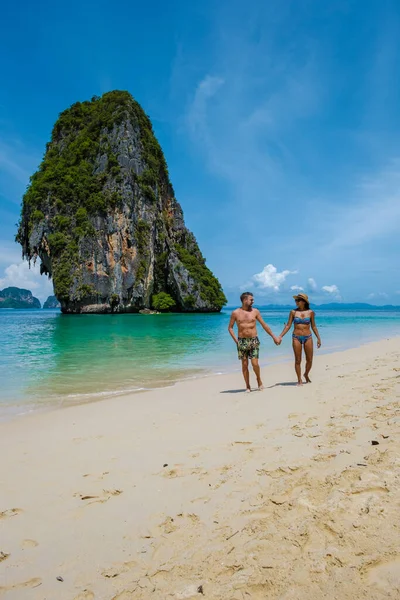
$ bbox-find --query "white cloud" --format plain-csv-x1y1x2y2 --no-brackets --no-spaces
187,75,225,141
0,261,53,304
252,264,297,291
367,292,388,300
307,278,317,291
322,284,341,300
290,285,303,291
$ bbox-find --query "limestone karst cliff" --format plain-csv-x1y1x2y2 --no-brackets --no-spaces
43,295,61,309
16,91,227,313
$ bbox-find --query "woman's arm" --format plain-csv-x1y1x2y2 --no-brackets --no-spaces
279,311,294,339
310,311,321,348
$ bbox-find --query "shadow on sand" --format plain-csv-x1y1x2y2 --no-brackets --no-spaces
266,381,298,388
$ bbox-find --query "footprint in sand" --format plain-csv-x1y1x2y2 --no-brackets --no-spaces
111,592,137,600
162,468,184,478
82,471,109,480
0,552,10,562
0,508,23,519
74,592,95,600
162,466,209,479
291,425,304,437
74,489,123,505
22,539,39,548
190,496,211,504
159,516,178,534
365,557,400,592
73,435,105,443
312,452,337,462
101,560,138,579
158,513,202,535
0,578,42,592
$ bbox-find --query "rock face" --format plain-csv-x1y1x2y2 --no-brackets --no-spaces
0,287,41,309
43,295,61,309
16,91,227,314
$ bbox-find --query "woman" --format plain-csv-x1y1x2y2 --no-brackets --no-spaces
279,293,321,386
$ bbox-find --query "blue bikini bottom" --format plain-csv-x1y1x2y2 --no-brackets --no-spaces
292,334,312,345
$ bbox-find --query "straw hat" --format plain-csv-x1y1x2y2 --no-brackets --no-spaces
293,293,309,302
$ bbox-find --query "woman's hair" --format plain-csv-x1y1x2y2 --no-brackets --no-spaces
295,299,310,310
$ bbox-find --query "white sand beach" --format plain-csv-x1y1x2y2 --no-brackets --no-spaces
0,338,399,599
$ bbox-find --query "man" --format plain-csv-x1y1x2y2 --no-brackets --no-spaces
228,292,280,392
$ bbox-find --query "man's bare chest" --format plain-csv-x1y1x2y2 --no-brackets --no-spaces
237,311,257,326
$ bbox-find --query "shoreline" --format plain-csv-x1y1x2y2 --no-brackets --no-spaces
1,334,397,424
0,336,399,598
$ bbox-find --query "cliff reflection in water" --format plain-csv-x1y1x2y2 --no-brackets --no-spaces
25,312,225,405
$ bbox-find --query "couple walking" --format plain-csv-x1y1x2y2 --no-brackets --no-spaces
228,292,321,390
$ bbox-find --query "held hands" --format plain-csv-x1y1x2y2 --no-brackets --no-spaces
317,339,322,349
273,336,282,346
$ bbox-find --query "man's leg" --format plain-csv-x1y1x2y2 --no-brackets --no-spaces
251,358,263,390
241,357,251,391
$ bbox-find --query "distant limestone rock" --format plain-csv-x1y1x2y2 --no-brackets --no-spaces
16,91,227,314
0,287,41,309
43,295,61,309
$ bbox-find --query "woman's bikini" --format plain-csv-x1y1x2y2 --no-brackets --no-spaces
293,311,312,344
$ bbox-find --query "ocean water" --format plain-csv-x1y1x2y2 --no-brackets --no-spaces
1,307,399,419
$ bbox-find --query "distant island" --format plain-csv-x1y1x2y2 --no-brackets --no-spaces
228,302,400,311
0,287,41,309
16,90,227,315
43,295,61,309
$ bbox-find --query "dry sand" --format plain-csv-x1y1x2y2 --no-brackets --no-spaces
0,338,399,599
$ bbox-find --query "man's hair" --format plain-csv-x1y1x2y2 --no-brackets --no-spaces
240,292,253,303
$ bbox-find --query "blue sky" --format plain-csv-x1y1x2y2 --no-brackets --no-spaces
1,0,400,305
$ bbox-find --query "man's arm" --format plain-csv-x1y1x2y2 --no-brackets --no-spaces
256,311,280,344
279,311,295,340
228,311,238,344
310,311,321,348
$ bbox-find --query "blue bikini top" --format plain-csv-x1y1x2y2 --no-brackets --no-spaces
293,311,311,325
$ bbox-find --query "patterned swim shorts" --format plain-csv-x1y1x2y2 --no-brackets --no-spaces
237,336,260,360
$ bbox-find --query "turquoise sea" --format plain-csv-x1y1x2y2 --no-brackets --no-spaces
1,307,399,420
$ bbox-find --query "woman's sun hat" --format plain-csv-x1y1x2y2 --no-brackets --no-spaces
293,293,309,302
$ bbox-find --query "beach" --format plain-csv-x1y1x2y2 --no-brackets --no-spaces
0,337,399,599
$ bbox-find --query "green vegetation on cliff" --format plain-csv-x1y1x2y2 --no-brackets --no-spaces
152,292,176,312
18,91,168,225
175,245,227,309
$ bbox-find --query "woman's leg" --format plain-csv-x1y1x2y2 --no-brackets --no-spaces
292,337,303,385
303,337,314,383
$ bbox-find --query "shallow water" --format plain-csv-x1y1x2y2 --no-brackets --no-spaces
1,307,399,418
